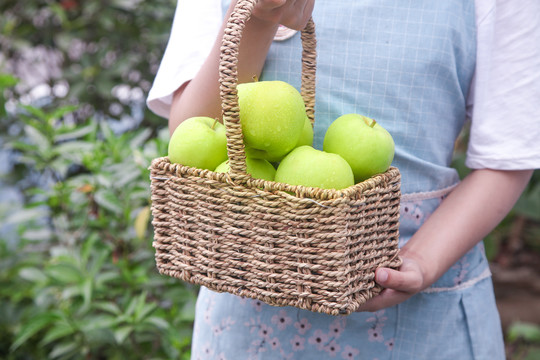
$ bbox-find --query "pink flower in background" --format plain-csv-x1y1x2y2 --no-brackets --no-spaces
452,259,471,286
324,340,341,357
400,201,425,225
272,310,293,330
366,310,386,342
294,318,312,335
341,345,360,359
329,318,346,339
308,329,329,350
201,342,213,358
252,299,264,312
368,326,384,342
270,337,280,350
212,325,222,336
290,335,305,351
258,324,273,339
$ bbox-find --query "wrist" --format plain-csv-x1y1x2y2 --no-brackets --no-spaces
246,14,281,37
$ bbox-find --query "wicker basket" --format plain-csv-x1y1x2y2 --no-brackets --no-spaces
149,0,402,316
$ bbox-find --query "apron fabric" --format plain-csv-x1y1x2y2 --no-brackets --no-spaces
190,1,505,359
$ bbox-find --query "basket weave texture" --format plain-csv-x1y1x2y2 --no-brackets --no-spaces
149,0,402,316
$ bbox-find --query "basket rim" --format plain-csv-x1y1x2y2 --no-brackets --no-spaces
150,156,400,201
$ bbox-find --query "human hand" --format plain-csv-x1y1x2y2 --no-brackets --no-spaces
355,257,428,312
250,0,315,30
355,169,535,313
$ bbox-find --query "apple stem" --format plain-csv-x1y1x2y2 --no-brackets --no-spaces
211,118,219,130
369,119,377,128
252,75,259,82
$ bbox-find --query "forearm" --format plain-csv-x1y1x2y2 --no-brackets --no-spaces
402,168,533,288
168,3,279,134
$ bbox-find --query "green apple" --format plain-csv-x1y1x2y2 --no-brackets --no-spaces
238,80,306,161
275,146,354,190
214,157,276,181
258,115,314,164
295,115,314,148
168,116,228,170
323,113,395,183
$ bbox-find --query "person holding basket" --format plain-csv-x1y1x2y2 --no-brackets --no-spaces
147,0,540,358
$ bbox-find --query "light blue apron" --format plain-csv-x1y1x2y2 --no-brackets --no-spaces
190,1,505,359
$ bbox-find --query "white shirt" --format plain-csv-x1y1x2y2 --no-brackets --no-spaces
147,0,540,170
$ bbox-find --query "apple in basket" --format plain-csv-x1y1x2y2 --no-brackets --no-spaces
295,115,314,148
214,157,276,181
275,145,354,190
323,113,395,182
237,80,306,162
168,116,228,170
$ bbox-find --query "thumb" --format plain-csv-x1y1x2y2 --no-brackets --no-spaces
375,265,424,293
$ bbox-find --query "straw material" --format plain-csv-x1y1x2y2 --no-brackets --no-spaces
149,0,402,316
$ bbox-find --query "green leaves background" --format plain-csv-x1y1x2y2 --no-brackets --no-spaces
1,1,196,358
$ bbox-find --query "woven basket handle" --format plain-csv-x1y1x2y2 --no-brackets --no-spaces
220,0,317,178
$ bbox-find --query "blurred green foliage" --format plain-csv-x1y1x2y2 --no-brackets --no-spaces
1,1,200,358
1,74,196,359
0,0,174,128
506,322,540,360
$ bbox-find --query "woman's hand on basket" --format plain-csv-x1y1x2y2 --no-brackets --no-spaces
355,256,428,312
355,169,534,313
250,0,315,30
